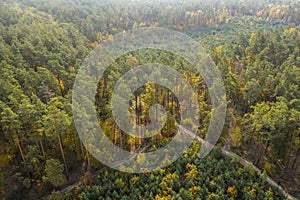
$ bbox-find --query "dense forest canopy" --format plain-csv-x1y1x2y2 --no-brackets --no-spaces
0,0,299,199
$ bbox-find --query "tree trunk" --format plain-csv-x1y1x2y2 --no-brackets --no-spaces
80,141,85,160
291,148,299,177
83,139,91,171
16,138,30,178
264,139,270,155
138,96,142,146
135,92,139,147
40,140,46,159
291,148,299,170
135,92,138,124
284,132,295,172
256,139,270,166
86,149,91,172
255,144,263,166
254,144,261,165
284,146,292,173
162,89,166,107
57,132,69,179
103,73,107,97
118,129,122,149
167,91,170,111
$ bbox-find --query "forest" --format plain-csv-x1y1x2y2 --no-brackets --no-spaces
0,0,299,199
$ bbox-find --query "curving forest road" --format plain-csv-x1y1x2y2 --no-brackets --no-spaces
60,126,297,199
